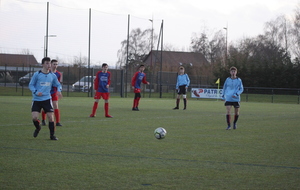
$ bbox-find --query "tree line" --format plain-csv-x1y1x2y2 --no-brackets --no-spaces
118,5,300,89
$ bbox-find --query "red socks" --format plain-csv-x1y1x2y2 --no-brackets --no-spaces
133,98,140,108
54,109,60,123
91,102,99,116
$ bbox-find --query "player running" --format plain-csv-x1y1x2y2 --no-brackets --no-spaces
41,59,63,126
29,57,62,140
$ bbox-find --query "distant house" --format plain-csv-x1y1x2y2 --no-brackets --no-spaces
0,53,38,67
143,50,209,73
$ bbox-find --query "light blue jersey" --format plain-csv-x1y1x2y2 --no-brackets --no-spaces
29,71,62,101
176,74,190,89
222,77,244,102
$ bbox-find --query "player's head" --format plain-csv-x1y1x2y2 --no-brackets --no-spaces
139,64,145,71
230,66,237,71
51,59,58,70
42,57,51,64
102,63,108,72
102,63,108,68
230,66,237,75
179,66,185,74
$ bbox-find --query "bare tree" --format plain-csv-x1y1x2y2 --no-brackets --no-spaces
290,4,300,58
116,28,157,69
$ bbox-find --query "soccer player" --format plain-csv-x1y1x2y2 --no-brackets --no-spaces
29,57,62,140
90,63,112,118
131,64,150,111
173,66,190,110
41,59,63,126
222,66,244,130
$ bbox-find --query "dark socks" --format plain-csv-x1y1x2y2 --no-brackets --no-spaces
226,115,231,127
234,115,239,124
33,119,41,130
48,122,55,136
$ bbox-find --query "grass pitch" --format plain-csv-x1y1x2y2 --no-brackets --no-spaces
0,96,299,189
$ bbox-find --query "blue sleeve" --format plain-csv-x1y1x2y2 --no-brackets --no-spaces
186,74,190,87
235,78,244,96
176,75,179,89
51,73,62,92
29,72,38,94
222,78,228,99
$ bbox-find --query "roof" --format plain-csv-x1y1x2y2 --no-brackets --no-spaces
143,50,209,68
0,53,39,66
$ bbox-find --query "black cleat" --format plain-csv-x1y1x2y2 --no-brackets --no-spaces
41,120,46,126
233,124,237,129
33,129,40,138
56,122,62,126
173,107,179,110
132,107,139,111
183,108,186,110
50,135,58,140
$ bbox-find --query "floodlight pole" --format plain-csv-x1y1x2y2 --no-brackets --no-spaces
223,24,228,66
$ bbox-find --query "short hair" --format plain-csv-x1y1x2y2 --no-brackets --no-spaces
41,57,51,64
139,64,145,68
102,63,108,68
230,66,237,71
51,59,58,63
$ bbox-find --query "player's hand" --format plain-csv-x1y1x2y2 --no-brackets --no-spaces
37,92,42,96
57,92,63,99
106,85,109,88
132,86,135,90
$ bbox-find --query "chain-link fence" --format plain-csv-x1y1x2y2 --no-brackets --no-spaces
1,65,299,104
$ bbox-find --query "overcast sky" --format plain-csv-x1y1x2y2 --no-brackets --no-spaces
0,0,298,66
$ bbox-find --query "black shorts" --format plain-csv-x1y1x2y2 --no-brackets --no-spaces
31,99,54,113
224,101,240,108
177,85,187,95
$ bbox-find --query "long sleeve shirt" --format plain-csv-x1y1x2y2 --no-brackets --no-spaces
29,70,62,101
176,74,190,89
222,77,244,102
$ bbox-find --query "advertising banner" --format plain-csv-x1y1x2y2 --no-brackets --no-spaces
191,88,223,99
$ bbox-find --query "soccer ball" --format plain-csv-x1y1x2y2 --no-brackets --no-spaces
154,127,167,139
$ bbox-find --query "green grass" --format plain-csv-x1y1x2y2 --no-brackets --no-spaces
0,96,300,189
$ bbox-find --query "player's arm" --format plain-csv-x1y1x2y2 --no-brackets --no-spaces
186,74,190,88
234,79,244,97
131,72,138,88
52,75,62,92
142,74,149,85
57,71,62,82
107,72,111,88
94,72,99,90
29,72,38,95
221,78,228,100
52,75,63,99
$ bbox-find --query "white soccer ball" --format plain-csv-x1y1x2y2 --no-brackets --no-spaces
154,127,167,139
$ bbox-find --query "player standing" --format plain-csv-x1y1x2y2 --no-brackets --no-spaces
29,57,62,140
90,63,113,118
173,66,190,110
131,64,150,111
222,66,244,130
41,59,63,126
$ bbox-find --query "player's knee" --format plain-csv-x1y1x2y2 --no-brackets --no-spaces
183,95,187,99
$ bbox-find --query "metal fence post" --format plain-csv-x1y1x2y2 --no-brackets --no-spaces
271,89,274,103
298,90,300,104
246,88,248,102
